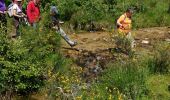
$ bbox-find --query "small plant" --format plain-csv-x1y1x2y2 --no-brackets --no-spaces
114,33,134,56
46,64,83,100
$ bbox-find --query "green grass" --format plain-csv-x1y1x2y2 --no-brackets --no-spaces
144,74,170,100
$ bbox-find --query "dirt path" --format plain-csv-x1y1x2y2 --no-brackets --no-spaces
62,27,170,53
61,27,170,70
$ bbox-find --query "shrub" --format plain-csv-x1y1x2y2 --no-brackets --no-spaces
0,13,65,99
6,0,170,30
46,63,83,100
114,33,135,57
148,42,170,74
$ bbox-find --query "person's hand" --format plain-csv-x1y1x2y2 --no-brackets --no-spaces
0,11,4,14
120,24,125,29
3,11,7,14
19,15,24,18
1,10,7,14
23,14,27,18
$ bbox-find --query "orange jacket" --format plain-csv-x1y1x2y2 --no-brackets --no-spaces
117,13,132,34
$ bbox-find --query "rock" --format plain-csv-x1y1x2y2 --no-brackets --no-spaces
103,38,108,42
168,31,170,34
81,38,88,42
165,39,170,43
96,56,102,61
93,38,97,41
141,40,149,44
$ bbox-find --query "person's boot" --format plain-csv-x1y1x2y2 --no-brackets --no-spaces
69,41,77,47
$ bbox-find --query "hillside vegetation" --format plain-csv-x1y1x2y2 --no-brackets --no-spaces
0,0,170,100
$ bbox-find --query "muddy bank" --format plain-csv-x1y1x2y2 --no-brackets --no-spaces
61,27,170,81
62,47,116,82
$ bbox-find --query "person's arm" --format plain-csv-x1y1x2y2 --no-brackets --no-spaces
0,10,6,14
50,7,53,15
0,11,3,14
117,15,125,28
21,12,27,17
0,6,6,14
13,5,22,17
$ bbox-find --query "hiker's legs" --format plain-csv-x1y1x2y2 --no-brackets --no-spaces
126,32,135,49
53,20,60,30
58,28,73,42
32,23,37,29
58,28,77,46
12,17,20,38
52,19,77,47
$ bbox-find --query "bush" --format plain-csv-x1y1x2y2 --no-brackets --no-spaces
0,13,65,98
5,0,170,30
148,42,170,74
115,35,132,53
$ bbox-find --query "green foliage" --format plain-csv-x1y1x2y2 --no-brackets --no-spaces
53,0,170,30
145,75,170,100
0,13,64,97
103,63,148,99
148,42,170,74
79,59,149,100
46,63,83,100
2,1,170,99
114,34,133,55
5,0,170,30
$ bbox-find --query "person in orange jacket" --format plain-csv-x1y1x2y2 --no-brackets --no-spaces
116,8,135,49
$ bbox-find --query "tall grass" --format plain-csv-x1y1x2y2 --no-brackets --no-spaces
79,59,149,99
79,42,170,99
101,61,148,99
148,42,170,74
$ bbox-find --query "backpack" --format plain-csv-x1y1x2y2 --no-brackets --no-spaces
8,3,14,17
